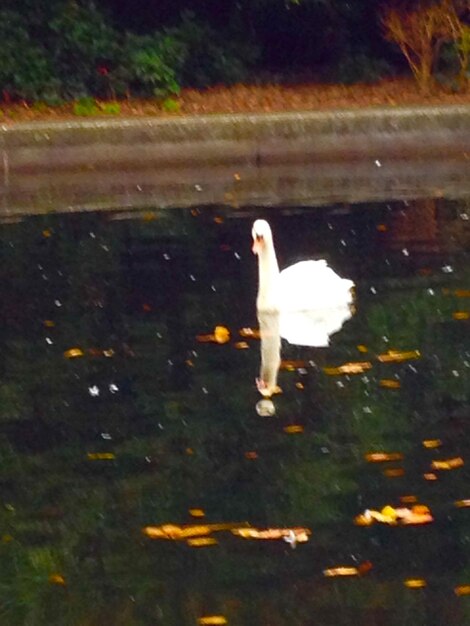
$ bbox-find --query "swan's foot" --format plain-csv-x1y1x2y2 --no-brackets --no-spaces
256,378,282,397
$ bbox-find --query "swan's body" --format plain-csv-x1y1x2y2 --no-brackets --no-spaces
252,219,354,348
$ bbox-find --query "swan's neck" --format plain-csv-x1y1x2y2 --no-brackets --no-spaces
257,242,280,310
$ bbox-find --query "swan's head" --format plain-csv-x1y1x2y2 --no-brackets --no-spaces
252,219,272,255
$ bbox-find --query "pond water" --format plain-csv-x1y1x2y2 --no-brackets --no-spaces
0,198,469,625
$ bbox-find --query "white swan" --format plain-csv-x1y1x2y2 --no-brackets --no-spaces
252,219,355,348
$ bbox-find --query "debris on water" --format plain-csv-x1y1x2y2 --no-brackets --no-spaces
88,385,100,397
109,383,119,393
375,159,382,167
256,399,275,416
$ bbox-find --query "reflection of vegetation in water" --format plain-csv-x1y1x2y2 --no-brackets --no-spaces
0,201,468,624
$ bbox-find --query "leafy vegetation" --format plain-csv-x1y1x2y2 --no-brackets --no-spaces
0,0,468,103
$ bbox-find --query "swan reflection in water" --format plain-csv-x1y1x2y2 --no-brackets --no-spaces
252,219,355,414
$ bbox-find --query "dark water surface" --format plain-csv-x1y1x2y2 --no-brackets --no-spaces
0,199,469,625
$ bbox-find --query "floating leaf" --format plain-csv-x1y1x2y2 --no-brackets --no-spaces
422,439,442,449
377,350,420,363
455,290,470,297
233,341,249,349
198,617,228,625
379,379,401,389
357,344,369,352
295,382,304,390
283,425,304,434
189,509,205,518
87,452,115,460
239,328,260,339
423,472,438,481
324,361,372,375
44,320,55,327
455,585,470,596
244,451,258,459
64,348,84,359
48,574,66,585
187,537,217,547
197,326,230,344
400,495,418,504
383,468,405,478
143,523,238,540
404,579,426,588
455,500,470,508
365,452,404,462
355,504,432,526
431,457,464,470
324,566,359,577
231,526,310,543
453,312,470,320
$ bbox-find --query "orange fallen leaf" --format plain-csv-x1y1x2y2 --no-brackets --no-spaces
295,382,304,390
43,320,55,327
423,472,438,481
42,229,52,238
324,566,359,577
244,451,258,459
357,344,369,352
453,311,470,320
239,327,260,339
48,574,66,585
283,425,304,434
198,617,228,625
365,452,404,462
189,509,205,518
455,585,470,596
280,359,308,370
64,348,84,358
87,452,115,460
213,216,224,224
379,379,401,389
323,361,372,375
400,495,418,504
455,499,470,508
376,224,388,232
455,290,470,297
404,579,426,588
431,457,464,470
197,326,230,344
187,537,218,547
377,350,420,363
233,341,249,349
383,468,405,478
143,523,238,540
231,526,310,542
422,439,442,449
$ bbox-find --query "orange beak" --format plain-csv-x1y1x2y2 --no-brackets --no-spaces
252,235,263,255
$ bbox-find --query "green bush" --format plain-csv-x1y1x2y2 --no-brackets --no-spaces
0,10,59,100
99,101,121,115
161,97,180,113
171,11,259,87
73,96,99,116
122,32,186,98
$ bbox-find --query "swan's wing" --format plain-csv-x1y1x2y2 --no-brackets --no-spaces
280,304,353,347
279,260,354,310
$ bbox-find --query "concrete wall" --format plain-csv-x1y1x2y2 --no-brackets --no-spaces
1,105,470,215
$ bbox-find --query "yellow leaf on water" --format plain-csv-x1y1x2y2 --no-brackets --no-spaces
189,508,205,518
214,326,230,344
455,500,470,508
453,311,470,320
455,290,470,297
377,350,420,363
365,452,404,462
239,328,260,339
233,341,249,349
295,382,304,390
323,361,372,375
404,579,426,588
400,495,418,504
383,468,405,478
324,566,359,577
357,345,368,352
48,574,66,585
87,452,115,460
379,379,401,389
42,229,52,238
283,425,304,434
455,585,470,596
422,439,442,449
187,537,218,547
198,617,228,625
423,473,438,481
64,348,84,358
431,457,464,470
43,320,55,327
